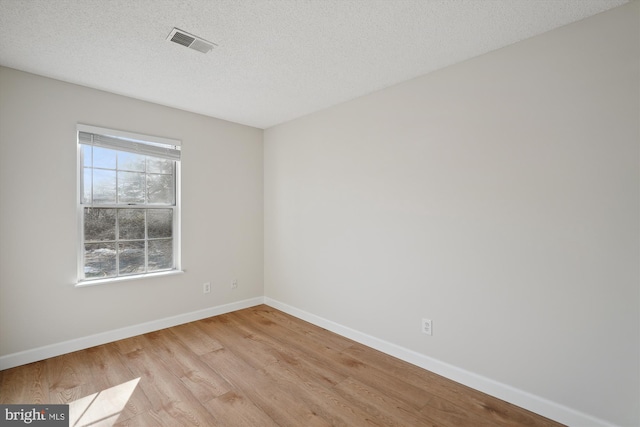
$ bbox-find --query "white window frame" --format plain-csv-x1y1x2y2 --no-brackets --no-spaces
76,124,182,286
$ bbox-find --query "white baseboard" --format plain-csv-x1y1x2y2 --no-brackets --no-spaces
264,297,619,427
0,296,265,371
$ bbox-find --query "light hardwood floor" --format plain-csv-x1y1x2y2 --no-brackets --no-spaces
0,305,565,426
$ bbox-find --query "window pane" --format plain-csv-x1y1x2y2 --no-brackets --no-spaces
148,239,172,271
94,147,116,169
118,151,145,172
82,145,92,168
147,209,172,238
84,242,116,278
82,168,92,203
84,208,116,241
147,157,173,174
119,241,145,275
118,171,145,203
147,174,174,204
93,169,116,203
118,209,145,240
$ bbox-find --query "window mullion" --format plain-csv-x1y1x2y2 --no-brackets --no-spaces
90,145,94,207
144,209,149,273
115,149,119,205
115,207,120,276
144,158,149,273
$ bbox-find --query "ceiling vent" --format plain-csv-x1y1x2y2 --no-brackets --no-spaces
167,28,217,53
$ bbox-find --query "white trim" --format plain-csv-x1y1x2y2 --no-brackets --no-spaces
263,297,621,427
0,297,264,371
77,123,181,147
174,160,182,271
75,269,184,287
76,139,84,281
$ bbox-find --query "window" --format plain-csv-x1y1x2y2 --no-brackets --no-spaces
77,124,181,283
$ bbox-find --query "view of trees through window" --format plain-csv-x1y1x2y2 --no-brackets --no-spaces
84,208,173,278
81,143,176,279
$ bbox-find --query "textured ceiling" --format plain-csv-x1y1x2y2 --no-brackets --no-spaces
0,0,628,129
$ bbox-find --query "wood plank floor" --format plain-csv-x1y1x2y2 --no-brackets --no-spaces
0,305,565,426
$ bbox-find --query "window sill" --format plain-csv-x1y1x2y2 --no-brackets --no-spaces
75,269,184,288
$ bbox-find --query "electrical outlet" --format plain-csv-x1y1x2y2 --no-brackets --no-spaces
203,282,211,294
422,318,432,336
232,279,238,289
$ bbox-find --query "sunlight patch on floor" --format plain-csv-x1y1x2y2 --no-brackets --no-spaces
68,378,140,427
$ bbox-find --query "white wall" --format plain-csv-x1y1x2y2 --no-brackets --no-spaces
264,3,639,426
0,67,263,357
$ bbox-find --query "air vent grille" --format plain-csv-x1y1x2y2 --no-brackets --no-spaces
167,28,217,53
170,31,195,48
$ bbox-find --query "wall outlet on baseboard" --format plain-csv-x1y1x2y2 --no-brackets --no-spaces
232,279,238,289
203,282,211,294
422,318,432,336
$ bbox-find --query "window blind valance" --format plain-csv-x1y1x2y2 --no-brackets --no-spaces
77,126,181,161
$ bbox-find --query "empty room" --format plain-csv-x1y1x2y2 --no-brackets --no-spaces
0,1,638,426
